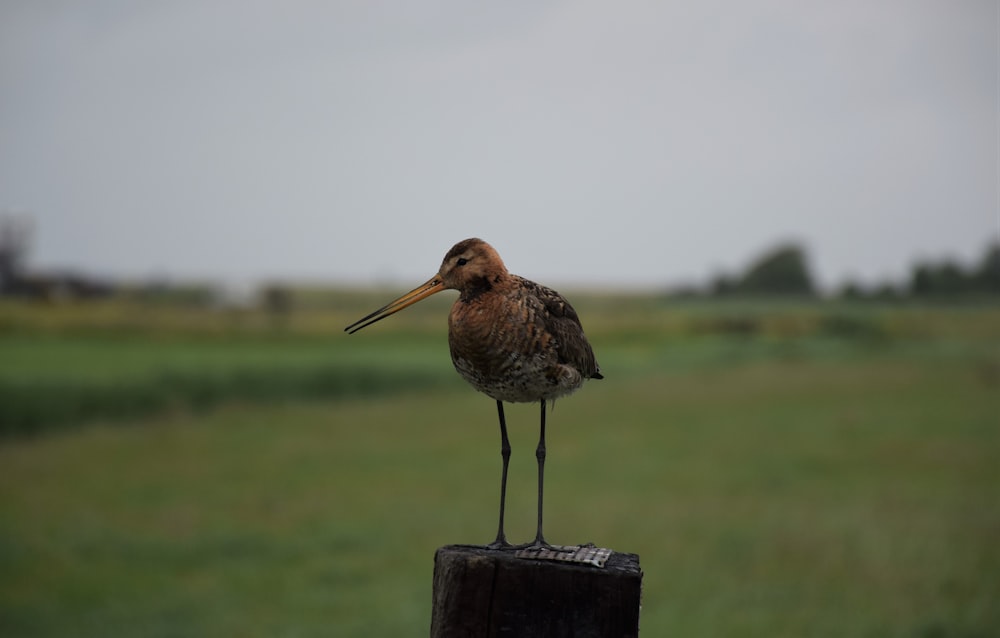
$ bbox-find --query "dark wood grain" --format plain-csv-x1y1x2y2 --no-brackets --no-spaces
431,545,642,638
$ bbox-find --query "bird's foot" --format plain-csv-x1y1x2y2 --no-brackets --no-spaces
485,535,513,550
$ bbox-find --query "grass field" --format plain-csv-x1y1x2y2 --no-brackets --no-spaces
1,295,998,636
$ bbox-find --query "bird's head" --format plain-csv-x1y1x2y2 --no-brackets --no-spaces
436,238,508,292
344,238,507,334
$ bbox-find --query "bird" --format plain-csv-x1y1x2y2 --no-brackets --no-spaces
345,238,603,550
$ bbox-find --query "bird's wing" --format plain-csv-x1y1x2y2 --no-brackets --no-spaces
515,276,601,379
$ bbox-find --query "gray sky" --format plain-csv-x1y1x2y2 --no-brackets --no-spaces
1,1,997,290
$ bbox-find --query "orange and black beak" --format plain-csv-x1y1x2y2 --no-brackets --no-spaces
344,276,446,334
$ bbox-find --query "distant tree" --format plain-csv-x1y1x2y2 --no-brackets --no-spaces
261,284,293,330
837,280,865,300
870,281,902,300
910,264,933,295
937,261,970,293
975,242,1000,292
0,214,33,295
737,243,815,296
910,257,977,296
709,273,739,296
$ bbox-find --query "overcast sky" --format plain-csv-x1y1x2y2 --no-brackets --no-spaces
1,1,997,290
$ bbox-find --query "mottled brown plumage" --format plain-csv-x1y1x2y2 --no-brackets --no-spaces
345,238,602,548
440,238,602,403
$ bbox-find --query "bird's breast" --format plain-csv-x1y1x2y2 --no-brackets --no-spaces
447,293,571,403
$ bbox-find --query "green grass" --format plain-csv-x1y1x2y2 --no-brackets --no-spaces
1,296,999,636
0,335,462,436
3,296,998,436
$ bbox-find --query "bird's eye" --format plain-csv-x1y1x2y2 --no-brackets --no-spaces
456,257,469,266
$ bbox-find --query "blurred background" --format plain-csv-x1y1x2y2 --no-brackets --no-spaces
1,2,998,636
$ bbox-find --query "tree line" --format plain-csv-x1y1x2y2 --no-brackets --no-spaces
3,214,998,302
688,241,1000,299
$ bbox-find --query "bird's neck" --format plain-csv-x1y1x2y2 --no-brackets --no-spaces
459,271,512,303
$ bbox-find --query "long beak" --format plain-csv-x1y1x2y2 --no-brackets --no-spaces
344,276,446,334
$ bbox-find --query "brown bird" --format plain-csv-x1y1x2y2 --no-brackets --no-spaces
345,238,602,549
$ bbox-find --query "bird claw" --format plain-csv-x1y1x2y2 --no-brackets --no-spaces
485,537,513,550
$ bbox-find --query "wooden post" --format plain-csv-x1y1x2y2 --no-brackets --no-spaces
431,544,642,638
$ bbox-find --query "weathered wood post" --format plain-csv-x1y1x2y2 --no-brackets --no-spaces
431,544,642,637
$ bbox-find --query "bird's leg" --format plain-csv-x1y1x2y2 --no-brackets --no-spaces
531,399,549,548
488,400,512,549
